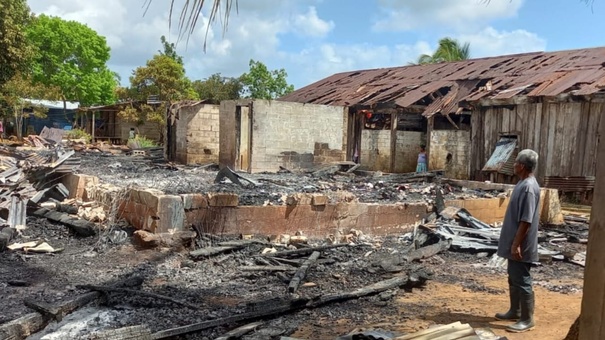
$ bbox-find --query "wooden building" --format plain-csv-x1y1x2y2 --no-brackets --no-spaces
281,46,605,200
78,101,162,144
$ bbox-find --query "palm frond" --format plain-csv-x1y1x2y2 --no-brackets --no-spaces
146,0,237,52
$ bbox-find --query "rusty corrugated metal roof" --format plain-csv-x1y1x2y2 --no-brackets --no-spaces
482,137,518,175
280,47,605,114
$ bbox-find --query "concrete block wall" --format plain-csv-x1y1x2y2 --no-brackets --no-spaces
360,130,391,172
430,130,471,179
394,131,425,173
175,103,220,165
62,174,565,237
313,142,346,165
250,100,347,173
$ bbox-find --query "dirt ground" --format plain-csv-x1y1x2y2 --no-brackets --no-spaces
292,277,582,340
0,216,584,340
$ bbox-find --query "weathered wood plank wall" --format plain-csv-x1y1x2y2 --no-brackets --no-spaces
471,101,604,183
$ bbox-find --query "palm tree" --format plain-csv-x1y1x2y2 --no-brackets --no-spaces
411,37,470,65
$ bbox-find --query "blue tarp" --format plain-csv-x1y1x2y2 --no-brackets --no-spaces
25,108,77,135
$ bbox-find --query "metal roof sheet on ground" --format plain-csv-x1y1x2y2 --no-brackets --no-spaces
482,137,518,174
280,46,605,110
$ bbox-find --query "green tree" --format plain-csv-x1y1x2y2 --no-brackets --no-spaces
0,0,34,88
412,37,470,65
26,15,117,112
240,59,294,100
159,35,183,65
192,73,242,103
0,72,61,140
118,54,198,143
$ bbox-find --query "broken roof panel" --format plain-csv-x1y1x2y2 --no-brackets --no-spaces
482,137,518,175
280,47,605,108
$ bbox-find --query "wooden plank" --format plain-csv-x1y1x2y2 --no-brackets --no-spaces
565,103,581,176
483,108,492,169
535,102,546,181
502,108,510,134
545,103,558,177
554,103,567,176
538,102,550,180
574,102,590,177
583,102,596,176
394,322,464,339
558,103,572,176
579,110,605,340
525,104,535,151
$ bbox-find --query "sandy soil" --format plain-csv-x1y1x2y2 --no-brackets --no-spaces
292,276,582,340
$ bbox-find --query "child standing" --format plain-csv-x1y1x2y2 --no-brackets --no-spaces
416,146,427,173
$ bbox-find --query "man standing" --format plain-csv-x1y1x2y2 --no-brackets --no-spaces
495,149,540,333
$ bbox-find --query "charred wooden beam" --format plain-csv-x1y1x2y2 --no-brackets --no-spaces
76,285,202,310
288,251,320,294
214,322,264,340
264,244,350,258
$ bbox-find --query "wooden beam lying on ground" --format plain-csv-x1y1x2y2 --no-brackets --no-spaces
264,244,351,258
288,251,320,293
86,325,153,340
0,292,99,340
214,321,264,340
307,275,409,308
152,272,427,339
0,277,144,340
403,239,452,263
76,285,201,310
32,208,97,237
239,265,296,272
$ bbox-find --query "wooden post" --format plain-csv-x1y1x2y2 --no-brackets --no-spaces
91,112,95,143
426,116,434,171
390,112,398,173
579,120,605,339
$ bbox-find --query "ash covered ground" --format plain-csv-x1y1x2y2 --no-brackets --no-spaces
0,216,585,339
76,152,505,206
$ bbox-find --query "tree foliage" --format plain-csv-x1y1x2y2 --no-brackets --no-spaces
0,72,61,139
117,54,198,142
159,35,184,65
240,59,294,100
413,37,470,65
26,15,117,107
192,73,242,103
0,0,34,88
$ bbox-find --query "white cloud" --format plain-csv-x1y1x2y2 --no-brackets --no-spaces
27,0,330,87
292,7,335,38
286,41,433,86
373,0,524,32
458,27,547,57
26,0,546,92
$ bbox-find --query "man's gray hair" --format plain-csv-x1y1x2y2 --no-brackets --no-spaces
516,149,539,172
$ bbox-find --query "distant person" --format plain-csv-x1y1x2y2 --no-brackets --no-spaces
416,146,427,173
495,149,540,333
0,121,4,141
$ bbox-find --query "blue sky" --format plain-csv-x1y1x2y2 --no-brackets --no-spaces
28,0,605,90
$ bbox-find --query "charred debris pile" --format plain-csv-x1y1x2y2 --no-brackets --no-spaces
0,189,588,339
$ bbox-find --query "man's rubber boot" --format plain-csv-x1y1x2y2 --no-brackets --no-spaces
507,292,535,333
495,286,520,320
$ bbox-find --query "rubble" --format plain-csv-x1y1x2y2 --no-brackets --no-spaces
0,137,588,339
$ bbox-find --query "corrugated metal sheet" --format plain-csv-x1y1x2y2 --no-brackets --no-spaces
482,137,518,174
280,47,605,113
544,176,595,192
